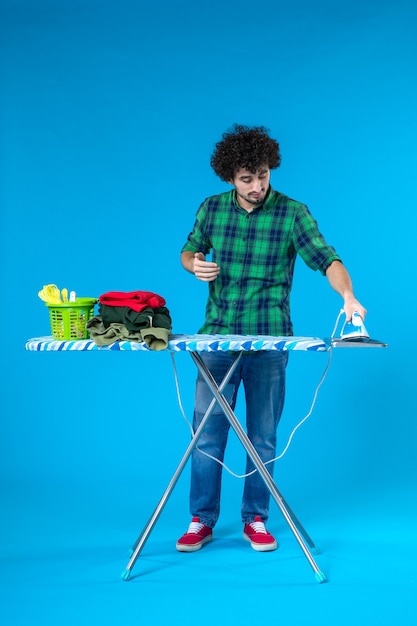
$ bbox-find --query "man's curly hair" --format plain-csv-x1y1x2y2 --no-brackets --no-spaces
210,124,281,181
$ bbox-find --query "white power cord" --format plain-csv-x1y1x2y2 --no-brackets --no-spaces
170,310,344,479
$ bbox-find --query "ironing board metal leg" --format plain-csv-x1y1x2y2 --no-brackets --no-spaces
191,352,327,583
278,494,320,553
121,352,243,580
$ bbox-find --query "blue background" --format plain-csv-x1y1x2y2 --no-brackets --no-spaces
1,0,416,624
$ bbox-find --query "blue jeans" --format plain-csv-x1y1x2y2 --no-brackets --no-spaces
190,350,288,527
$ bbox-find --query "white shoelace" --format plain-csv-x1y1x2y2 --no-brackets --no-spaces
248,520,267,534
187,520,205,534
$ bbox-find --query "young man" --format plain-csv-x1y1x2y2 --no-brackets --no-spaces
177,124,366,553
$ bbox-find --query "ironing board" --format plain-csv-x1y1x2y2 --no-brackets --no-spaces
25,333,386,583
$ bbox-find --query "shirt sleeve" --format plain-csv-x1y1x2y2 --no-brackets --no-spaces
181,199,212,255
293,203,341,275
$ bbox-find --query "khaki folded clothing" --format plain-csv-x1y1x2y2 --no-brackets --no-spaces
86,316,170,350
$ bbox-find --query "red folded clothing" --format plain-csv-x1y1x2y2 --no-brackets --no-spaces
99,290,166,313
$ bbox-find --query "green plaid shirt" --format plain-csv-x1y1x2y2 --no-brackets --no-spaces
182,187,341,335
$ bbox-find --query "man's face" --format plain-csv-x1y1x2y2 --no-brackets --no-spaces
229,165,270,211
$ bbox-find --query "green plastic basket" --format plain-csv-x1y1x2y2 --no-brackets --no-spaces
46,298,97,340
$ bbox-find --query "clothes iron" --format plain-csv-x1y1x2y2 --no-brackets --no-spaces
340,311,370,340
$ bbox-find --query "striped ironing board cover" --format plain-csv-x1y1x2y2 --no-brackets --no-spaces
25,335,329,352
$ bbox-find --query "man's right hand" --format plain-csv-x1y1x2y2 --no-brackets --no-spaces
193,252,220,282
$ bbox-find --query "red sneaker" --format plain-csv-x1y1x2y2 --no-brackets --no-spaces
243,516,278,552
176,517,213,552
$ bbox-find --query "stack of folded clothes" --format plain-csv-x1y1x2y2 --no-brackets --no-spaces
86,290,172,350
